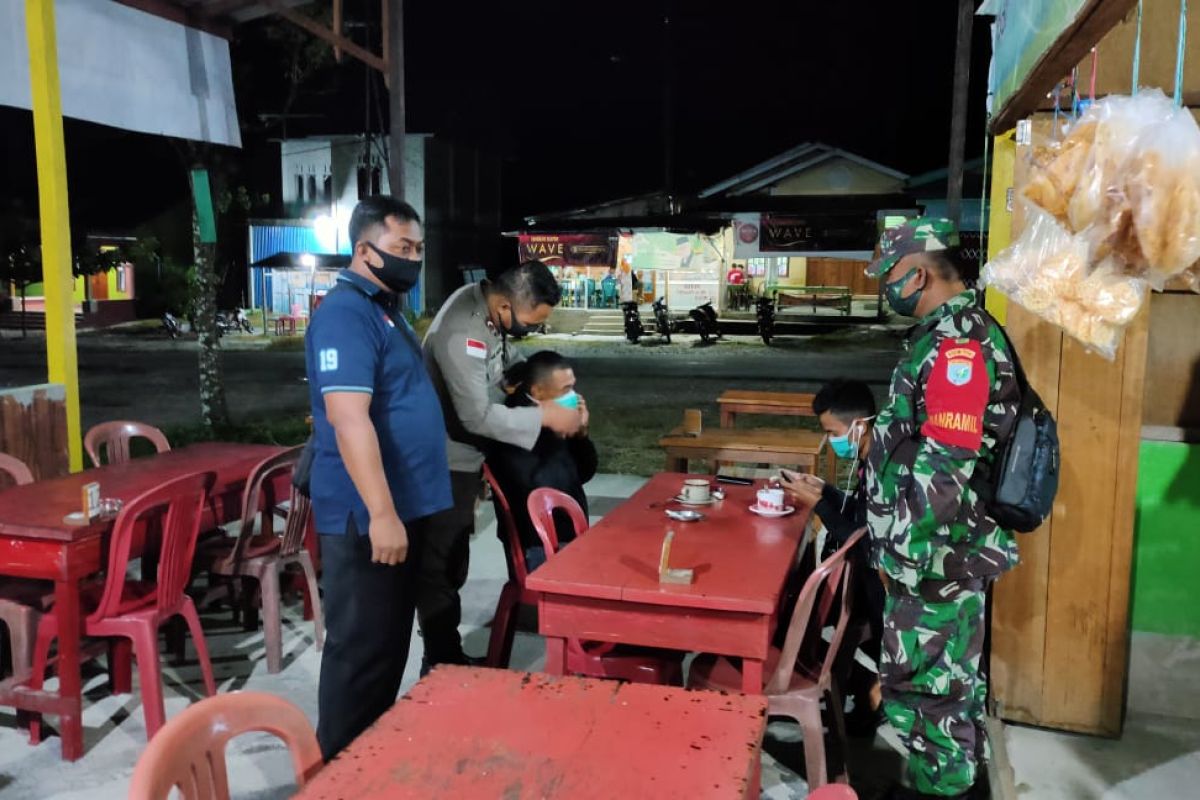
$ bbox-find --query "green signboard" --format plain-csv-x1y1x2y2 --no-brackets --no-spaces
981,0,1089,116
190,168,217,245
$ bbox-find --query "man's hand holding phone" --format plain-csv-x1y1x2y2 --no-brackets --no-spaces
779,468,825,507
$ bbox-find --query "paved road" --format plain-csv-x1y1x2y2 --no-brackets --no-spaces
0,328,904,431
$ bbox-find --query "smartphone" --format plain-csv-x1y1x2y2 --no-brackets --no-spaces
778,468,803,483
715,474,753,486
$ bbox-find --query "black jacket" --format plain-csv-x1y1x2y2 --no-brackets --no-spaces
813,461,884,636
485,400,598,552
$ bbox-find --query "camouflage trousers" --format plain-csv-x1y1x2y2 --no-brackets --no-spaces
880,580,988,797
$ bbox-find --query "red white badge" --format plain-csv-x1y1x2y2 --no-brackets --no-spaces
465,338,487,359
921,339,988,451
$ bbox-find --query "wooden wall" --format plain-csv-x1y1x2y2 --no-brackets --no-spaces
0,384,69,489
990,115,1149,736
805,258,877,296
1143,292,1200,429
1075,0,1200,99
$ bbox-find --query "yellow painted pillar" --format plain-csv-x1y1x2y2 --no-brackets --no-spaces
985,130,1016,325
26,0,82,472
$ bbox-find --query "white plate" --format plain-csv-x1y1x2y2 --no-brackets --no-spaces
673,494,716,506
748,504,795,518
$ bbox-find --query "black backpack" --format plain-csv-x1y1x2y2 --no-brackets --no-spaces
971,316,1060,533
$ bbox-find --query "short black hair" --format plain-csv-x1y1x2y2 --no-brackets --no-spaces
494,260,562,311
504,350,572,395
923,247,966,281
812,379,876,424
348,195,421,246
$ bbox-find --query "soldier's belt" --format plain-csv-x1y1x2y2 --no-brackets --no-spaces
889,576,988,603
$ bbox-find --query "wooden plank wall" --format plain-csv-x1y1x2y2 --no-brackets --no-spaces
1143,293,1200,428
990,114,1148,736
0,384,69,489
805,258,877,295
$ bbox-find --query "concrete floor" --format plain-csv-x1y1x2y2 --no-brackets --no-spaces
1,473,1197,799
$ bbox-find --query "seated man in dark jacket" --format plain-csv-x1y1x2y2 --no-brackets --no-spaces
780,378,884,734
486,351,598,572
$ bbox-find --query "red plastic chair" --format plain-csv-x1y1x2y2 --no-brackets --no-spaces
29,471,218,742
84,420,171,467
0,452,34,487
196,446,324,673
0,453,49,689
482,465,555,669
524,487,683,685
128,690,322,800
688,528,867,789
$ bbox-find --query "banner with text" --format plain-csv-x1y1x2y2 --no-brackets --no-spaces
518,234,615,267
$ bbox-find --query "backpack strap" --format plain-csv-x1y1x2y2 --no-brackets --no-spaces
977,305,1031,403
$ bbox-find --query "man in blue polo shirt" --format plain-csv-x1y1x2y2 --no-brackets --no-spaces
305,195,452,761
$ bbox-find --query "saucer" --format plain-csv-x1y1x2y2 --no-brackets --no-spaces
674,494,716,506
748,504,795,518
665,509,705,522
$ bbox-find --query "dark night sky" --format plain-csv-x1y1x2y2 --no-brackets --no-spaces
0,1,992,238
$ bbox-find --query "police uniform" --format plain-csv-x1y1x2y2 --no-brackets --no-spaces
419,281,543,666
864,219,1021,797
305,270,452,760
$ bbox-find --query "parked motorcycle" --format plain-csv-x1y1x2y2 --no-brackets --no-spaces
756,295,776,346
651,297,676,344
622,301,646,344
623,298,677,344
216,308,255,337
688,301,721,344
161,312,182,339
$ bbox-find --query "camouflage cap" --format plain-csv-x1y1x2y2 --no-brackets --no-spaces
866,216,960,278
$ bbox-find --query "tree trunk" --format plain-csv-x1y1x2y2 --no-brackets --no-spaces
190,192,229,429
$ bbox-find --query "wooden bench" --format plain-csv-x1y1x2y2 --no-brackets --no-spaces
718,389,816,428
776,285,852,315
659,426,826,474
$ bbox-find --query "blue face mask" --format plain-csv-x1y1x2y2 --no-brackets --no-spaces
553,390,579,410
829,432,858,459
827,418,873,462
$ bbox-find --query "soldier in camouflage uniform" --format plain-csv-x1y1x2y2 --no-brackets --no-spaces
864,218,1021,799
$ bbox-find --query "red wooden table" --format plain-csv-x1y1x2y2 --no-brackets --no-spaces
527,473,811,695
296,665,768,799
0,442,285,760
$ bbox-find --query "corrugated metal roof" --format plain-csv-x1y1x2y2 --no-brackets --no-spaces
248,223,323,267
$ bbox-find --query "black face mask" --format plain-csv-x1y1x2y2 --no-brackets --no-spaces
501,306,533,339
366,243,421,293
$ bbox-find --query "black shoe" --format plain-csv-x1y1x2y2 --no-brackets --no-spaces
420,653,486,678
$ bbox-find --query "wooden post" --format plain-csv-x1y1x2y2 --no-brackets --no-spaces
332,0,343,62
946,0,974,226
984,131,1017,324
387,0,405,200
25,0,83,472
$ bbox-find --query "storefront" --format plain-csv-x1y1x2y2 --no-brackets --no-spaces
722,212,898,315
615,230,728,311
517,233,618,309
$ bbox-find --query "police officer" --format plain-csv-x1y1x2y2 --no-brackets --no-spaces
304,196,452,760
864,218,1021,799
419,259,580,669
